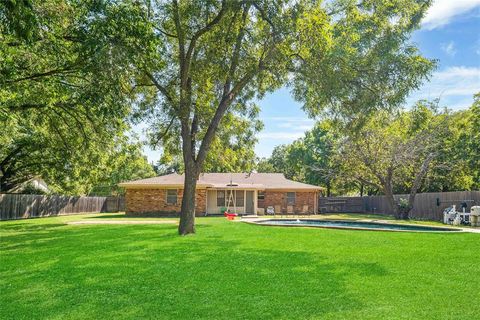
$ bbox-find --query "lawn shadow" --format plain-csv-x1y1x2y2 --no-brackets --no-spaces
0,222,389,319
0,223,66,232
87,214,136,219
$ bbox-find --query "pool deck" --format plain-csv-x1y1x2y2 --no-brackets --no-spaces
241,216,480,233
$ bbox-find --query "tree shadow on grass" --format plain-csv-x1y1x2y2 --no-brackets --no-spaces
87,214,137,219
0,223,66,232
88,213,180,219
0,222,390,319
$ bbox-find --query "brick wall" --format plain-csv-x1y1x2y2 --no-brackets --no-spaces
125,188,317,216
195,189,206,214
125,188,206,216
264,191,317,214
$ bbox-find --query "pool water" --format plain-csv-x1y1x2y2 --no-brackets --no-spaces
252,219,461,232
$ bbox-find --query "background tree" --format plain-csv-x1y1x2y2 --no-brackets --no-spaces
261,95,479,199
0,1,154,194
339,103,449,219
258,123,387,197
419,94,480,192
256,121,347,196
464,94,480,189
1,111,155,194
290,122,339,196
255,157,276,173
264,145,291,175
89,140,156,196
255,144,298,179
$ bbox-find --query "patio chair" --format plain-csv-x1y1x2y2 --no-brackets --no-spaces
302,205,309,217
274,205,282,217
287,205,294,215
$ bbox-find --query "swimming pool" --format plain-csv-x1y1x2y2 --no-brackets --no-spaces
249,219,462,232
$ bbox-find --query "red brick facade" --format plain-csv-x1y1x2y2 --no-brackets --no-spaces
263,191,317,214
125,188,207,216
125,188,318,216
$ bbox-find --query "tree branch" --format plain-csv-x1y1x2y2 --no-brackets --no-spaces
154,116,176,146
184,0,228,83
408,152,436,205
5,65,77,84
196,67,259,167
172,0,186,84
222,3,250,97
153,25,177,38
1,103,49,111
252,2,275,31
145,71,175,105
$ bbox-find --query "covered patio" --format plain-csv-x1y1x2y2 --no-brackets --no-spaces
206,184,264,215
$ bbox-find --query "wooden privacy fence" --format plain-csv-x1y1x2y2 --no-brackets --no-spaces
0,194,125,220
319,191,480,221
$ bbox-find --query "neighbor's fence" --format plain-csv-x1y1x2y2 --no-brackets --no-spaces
0,194,125,220
319,191,480,221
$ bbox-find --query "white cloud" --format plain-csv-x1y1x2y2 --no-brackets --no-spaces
262,116,314,122
259,117,314,134
435,66,480,79
263,117,314,130
447,97,476,110
408,66,480,109
432,66,480,95
440,41,457,56
258,117,314,140
422,0,480,30
277,123,314,131
257,132,306,140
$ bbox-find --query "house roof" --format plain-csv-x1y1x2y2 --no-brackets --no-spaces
118,173,323,191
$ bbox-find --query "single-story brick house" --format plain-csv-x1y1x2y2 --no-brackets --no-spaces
119,173,322,216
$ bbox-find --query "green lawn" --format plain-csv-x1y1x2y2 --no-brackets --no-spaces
1,214,479,319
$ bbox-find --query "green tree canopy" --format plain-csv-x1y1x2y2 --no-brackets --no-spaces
150,107,264,174
0,1,154,194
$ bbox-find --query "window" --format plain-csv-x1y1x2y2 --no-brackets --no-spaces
286,192,295,205
235,190,244,207
166,189,177,205
217,190,225,207
257,191,265,200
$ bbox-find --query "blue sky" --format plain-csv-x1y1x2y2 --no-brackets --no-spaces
142,0,480,162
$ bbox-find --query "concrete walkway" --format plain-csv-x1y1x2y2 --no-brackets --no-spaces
68,220,177,225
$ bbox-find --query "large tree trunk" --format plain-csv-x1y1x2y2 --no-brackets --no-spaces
0,175,8,192
0,166,16,192
382,181,401,219
178,161,198,235
401,153,436,220
385,190,400,219
178,117,199,235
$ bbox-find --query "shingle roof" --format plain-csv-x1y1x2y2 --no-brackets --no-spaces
119,172,322,190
